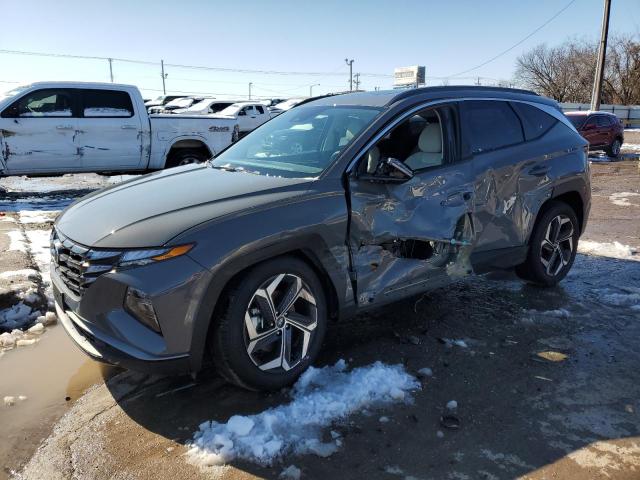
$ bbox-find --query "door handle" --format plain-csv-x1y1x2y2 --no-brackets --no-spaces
527,165,550,177
56,125,73,130
441,191,473,207
121,124,137,130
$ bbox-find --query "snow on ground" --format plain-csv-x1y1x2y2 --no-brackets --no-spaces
23,229,53,303
0,173,136,193
578,240,639,261
7,230,27,252
188,360,419,467
622,143,640,153
18,210,59,224
609,192,640,207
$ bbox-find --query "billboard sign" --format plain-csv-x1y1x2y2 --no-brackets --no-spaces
394,66,426,86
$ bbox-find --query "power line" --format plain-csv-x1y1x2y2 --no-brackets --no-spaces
447,0,577,78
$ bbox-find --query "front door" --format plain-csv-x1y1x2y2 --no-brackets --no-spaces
348,103,475,306
75,89,143,171
0,88,81,174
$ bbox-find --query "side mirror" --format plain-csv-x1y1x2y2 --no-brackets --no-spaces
357,157,414,184
238,110,246,116
386,157,414,180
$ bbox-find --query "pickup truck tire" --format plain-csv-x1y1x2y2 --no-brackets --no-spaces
516,201,579,287
166,149,207,168
210,256,327,391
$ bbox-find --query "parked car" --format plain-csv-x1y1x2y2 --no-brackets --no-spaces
260,98,287,108
172,99,237,115
269,98,305,116
147,96,212,114
565,111,624,157
53,86,590,391
214,101,271,133
144,95,186,110
0,82,239,175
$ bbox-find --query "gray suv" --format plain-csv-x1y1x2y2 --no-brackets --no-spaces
52,87,590,390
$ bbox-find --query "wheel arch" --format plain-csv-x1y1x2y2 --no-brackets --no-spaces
163,137,214,168
528,187,586,245
188,240,344,373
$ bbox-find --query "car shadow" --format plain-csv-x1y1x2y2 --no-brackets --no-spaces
103,253,640,479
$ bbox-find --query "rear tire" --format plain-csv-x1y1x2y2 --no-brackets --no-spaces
166,149,207,168
516,201,579,287
210,256,327,391
605,138,621,158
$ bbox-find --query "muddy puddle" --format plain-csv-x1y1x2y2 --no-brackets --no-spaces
0,324,119,478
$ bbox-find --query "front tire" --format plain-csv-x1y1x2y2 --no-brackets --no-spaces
210,256,327,391
516,201,579,287
606,138,621,158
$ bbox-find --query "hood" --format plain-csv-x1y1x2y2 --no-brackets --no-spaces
55,165,312,248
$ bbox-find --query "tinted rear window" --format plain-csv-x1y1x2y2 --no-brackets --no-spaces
82,89,133,117
463,100,524,153
510,102,558,141
566,115,587,129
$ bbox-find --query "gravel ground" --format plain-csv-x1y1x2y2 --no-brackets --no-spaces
1,157,639,480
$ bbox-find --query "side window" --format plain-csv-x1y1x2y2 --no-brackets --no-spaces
585,116,597,128
596,116,610,127
2,89,76,118
82,89,133,117
463,100,524,154
256,105,265,114
361,105,457,175
510,102,558,141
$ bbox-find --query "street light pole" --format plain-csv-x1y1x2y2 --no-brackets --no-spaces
345,58,354,92
591,0,612,111
108,58,114,83
160,59,167,95
310,84,320,96
248,82,253,100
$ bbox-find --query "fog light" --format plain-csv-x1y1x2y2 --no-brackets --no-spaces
124,287,161,333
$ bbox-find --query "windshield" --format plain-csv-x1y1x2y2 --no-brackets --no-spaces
1,85,29,100
219,104,242,116
212,104,381,178
565,114,587,129
273,99,301,110
165,97,195,108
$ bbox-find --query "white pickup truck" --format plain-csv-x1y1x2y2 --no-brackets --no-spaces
0,82,240,176
214,102,272,133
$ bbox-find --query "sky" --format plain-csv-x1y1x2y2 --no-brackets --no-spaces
1,0,638,100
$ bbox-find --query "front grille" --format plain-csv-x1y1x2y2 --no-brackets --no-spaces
51,229,122,296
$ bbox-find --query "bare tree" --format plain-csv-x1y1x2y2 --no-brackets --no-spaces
515,34,640,105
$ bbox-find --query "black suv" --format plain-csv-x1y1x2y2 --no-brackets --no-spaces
54,87,590,390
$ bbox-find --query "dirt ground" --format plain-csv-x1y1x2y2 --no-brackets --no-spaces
1,156,639,480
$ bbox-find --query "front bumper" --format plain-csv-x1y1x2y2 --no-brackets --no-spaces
52,252,212,375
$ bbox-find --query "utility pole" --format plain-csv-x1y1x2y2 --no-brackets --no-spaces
353,73,361,91
160,59,167,95
248,82,253,100
108,58,114,83
310,83,319,97
475,77,481,86
345,58,354,91
591,0,612,111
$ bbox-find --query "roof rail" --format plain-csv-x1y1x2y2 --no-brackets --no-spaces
390,85,539,104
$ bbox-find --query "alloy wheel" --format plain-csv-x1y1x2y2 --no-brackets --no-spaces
540,214,574,276
243,273,318,372
612,139,621,156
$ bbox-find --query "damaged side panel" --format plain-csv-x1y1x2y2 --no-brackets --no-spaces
349,164,476,306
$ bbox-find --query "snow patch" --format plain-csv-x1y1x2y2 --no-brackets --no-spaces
188,360,419,466
0,302,38,330
279,465,301,480
578,240,638,261
18,210,58,224
7,230,27,252
609,192,640,207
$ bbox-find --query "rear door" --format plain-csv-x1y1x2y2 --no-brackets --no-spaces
75,89,143,171
348,103,475,306
463,100,559,253
0,88,81,174
581,116,600,146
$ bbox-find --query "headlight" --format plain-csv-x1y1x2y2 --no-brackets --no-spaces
117,244,194,268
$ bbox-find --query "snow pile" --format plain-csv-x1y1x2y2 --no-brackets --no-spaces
609,192,640,207
23,229,53,302
18,210,58,224
188,360,419,466
578,240,638,261
596,287,640,311
7,230,27,252
0,302,39,330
